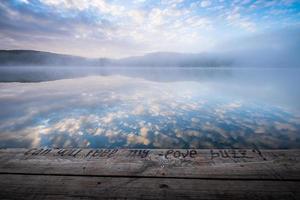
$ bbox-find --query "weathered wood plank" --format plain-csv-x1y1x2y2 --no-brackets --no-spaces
0,148,299,180
0,174,299,200
0,148,299,200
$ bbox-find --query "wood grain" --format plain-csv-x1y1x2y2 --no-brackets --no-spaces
0,148,299,199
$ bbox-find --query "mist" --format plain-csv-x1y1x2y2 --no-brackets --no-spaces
218,27,300,68
1,27,300,68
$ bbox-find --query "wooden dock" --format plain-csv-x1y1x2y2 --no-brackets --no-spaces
0,148,299,199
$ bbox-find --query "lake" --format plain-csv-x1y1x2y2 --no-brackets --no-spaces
0,67,299,149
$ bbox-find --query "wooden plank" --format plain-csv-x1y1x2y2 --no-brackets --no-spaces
0,148,299,180
0,148,299,199
0,174,299,200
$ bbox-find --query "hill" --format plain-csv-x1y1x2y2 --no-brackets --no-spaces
0,50,233,67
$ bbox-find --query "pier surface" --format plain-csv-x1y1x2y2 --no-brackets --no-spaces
0,148,299,199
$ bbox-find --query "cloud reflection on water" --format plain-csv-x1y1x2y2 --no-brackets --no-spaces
0,75,299,149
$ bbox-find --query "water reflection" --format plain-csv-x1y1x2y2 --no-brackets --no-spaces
0,74,299,149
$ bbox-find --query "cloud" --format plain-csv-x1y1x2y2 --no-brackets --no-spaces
42,0,125,16
127,132,150,146
18,0,29,4
140,127,149,137
225,6,256,32
0,0,298,57
200,0,211,8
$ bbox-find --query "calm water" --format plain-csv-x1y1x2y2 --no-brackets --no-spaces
0,67,299,149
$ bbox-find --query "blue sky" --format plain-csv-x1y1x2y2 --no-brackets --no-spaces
0,0,299,58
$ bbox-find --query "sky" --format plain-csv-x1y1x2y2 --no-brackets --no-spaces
0,0,299,58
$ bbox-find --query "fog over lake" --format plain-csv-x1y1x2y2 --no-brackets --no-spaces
0,67,299,149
